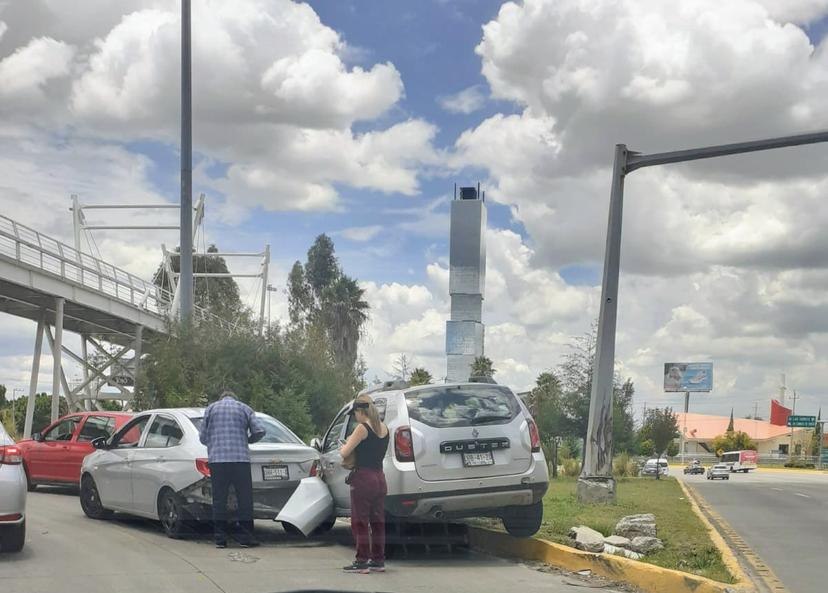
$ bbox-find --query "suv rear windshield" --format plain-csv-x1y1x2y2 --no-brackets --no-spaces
190,415,302,444
405,385,520,428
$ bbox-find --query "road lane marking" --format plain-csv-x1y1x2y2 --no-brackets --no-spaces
683,483,790,593
794,492,809,498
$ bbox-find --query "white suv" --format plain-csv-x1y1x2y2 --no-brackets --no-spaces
314,382,549,537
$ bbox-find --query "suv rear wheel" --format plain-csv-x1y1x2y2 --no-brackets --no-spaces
501,501,543,538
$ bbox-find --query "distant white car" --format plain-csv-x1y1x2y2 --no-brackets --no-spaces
0,422,26,552
641,458,669,477
80,408,320,538
707,464,730,480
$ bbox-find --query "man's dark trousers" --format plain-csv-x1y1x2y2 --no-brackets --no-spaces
210,462,254,544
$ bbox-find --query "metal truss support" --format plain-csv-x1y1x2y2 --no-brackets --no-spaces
23,312,45,439
44,325,78,412
81,335,92,411
51,297,64,423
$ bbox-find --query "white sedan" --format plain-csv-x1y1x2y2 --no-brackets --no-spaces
80,408,322,538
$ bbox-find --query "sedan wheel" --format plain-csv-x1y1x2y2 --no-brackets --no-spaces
158,488,191,539
80,475,112,520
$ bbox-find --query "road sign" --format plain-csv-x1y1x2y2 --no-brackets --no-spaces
786,415,816,428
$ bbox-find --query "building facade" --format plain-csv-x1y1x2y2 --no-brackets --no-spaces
445,186,487,382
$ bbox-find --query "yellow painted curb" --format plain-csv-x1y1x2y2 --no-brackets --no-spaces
469,527,751,593
676,478,751,586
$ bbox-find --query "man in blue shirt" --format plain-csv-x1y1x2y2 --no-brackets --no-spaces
199,390,266,548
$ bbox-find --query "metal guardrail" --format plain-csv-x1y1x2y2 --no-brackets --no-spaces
0,214,229,329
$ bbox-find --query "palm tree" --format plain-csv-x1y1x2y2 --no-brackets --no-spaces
322,275,369,371
470,356,496,381
409,367,433,386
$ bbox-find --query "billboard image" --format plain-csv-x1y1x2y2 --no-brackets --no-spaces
663,362,713,392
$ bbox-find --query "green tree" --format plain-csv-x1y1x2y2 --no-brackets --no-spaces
321,275,369,371
527,372,565,440
153,245,245,322
409,367,433,386
557,323,636,455
640,407,679,479
0,385,6,407
638,438,655,457
9,393,68,436
136,321,351,438
711,430,757,455
286,235,370,374
470,356,496,381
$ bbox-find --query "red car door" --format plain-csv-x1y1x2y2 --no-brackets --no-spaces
70,415,118,483
28,416,82,483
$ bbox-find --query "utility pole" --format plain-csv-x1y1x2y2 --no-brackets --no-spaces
788,390,800,459
579,129,828,503
179,0,194,322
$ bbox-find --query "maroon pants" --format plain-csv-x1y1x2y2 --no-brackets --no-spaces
350,468,387,562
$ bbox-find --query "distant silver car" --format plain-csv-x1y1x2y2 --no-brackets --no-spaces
0,422,26,552
707,464,731,480
312,382,549,537
80,408,320,538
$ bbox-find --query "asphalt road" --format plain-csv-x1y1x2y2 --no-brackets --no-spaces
680,469,828,593
0,488,618,593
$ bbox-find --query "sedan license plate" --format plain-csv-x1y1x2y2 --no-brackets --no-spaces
262,465,289,481
462,451,494,467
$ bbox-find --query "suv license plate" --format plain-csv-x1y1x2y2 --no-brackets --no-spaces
262,465,289,481
462,452,494,467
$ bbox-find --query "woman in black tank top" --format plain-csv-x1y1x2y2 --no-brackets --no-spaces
339,395,389,573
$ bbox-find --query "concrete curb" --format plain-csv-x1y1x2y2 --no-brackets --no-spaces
676,478,752,586
468,527,751,593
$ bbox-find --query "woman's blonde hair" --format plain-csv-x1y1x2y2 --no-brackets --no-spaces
355,394,383,434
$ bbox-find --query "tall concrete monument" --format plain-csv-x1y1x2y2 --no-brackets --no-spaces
446,185,487,382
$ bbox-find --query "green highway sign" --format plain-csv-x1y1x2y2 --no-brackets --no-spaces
787,415,817,428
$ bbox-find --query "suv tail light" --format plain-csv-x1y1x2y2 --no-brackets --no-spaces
309,460,320,477
527,419,541,453
0,445,22,465
395,426,415,462
195,458,211,477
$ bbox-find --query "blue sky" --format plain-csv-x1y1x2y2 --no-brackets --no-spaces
123,0,527,289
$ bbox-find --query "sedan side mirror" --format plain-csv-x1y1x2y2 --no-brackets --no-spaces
309,437,322,451
32,432,43,442
91,437,108,450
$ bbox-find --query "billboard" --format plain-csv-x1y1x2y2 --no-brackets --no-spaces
663,362,713,392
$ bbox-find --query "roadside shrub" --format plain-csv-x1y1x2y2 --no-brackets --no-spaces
613,453,631,477
563,458,581,477
626,459,640,477
784,460,815,469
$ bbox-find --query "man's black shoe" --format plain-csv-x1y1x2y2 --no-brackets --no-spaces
343,561,370,574
238,540,260,548
215,541,227,549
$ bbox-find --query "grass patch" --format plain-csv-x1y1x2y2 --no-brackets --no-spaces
473,476,735,583
539,477,735,583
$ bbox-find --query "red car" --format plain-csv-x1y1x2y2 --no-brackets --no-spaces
17,412,132,490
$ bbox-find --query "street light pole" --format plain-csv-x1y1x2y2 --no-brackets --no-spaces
579,129,828,503
179,0,194,322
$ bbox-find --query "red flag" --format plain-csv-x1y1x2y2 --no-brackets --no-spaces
770,399,792,426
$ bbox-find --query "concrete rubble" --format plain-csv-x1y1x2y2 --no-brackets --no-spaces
568,526,606,553
568,514,664,559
